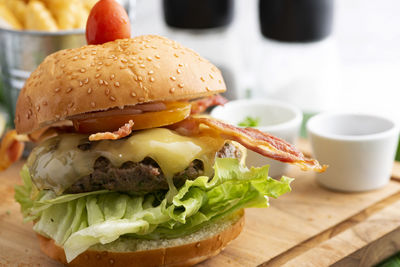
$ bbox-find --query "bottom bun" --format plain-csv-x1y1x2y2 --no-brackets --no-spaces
37,209,244,267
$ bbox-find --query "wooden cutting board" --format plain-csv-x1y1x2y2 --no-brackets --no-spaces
1,157,400,266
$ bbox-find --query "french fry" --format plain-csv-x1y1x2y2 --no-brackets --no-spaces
81,0,98,12
42,0,78,30
74,2,89,29
25,0,58,31
0,3,23,30
5,0,27,27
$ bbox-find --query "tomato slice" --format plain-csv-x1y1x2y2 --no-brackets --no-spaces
73,102,191,134
86,0,131,45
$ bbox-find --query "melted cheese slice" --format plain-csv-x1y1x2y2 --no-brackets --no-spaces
27,128,225,195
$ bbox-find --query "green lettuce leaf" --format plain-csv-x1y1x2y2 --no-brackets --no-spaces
15,158,292,262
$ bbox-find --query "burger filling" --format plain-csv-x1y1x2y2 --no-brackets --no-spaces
66,142,242,194
15,127,293,263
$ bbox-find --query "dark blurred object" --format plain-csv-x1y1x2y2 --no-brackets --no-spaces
259,0,334,42
162,0,240,100
163,0,233,29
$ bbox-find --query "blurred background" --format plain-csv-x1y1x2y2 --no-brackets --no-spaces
0,0,400,264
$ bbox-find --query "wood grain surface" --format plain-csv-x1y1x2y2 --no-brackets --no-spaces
1,159,400,266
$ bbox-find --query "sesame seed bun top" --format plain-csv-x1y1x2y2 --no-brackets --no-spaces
14,35,226,134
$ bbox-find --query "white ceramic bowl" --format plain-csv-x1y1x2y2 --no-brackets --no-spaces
307,112,400,192
211,99,302,177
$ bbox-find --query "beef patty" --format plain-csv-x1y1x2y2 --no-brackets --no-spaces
65,142,242,194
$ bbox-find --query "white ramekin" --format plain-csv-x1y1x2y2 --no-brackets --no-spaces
307,112,399,191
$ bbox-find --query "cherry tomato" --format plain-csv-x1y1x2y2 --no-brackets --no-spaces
73,102,192,134
86,0,131,45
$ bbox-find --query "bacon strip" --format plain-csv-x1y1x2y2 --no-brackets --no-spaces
190,94,228,114
172,117,327,172
0,130,26,171
89,120,134,141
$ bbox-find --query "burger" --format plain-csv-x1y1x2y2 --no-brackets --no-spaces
13,35,325,266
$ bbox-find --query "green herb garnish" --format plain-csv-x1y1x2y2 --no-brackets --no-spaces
238,116,260,127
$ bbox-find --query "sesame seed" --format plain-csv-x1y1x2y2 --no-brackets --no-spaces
170,87,175,93
178,63,183,67
174,53,179,58
196,243,200,248
99,79,104,85
110,96,116,101
26,113,30,119
148,70,154,75
80,68,86,73
96,66,101,71
68,102,74,108
104,80,109,86
61,64,65,68
120,65,127,69
139,97,145,102
209,74,214,79
43,101,48,106
105,62,112,66
81,55,86,60
98,61,103,65
131,92,136,97
121,58,128,63
177,69,182,74
206,86,210,91
79,81,83,87
91,102,96,107
87,88,92,94
150,77,155,82
84,78,89,84
146,56,152,61
54,87,60,92
110,74,115,80
36,105,40,111
139,64,145,68
105,88,110,95
218,80,222,84
72,56,78,61
95,73,100,78
66,87,73,93
200,77,205,82
114,82,120,87
133,75,138,81
138,76,143,81
139,56,143,60
155,55,161,59
145,44,150,48
170,76,176,81
55,114,60,119
28,109,32,116
178,83,184,88
92,51,97,55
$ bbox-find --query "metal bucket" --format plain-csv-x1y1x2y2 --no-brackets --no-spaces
0,0,135,124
